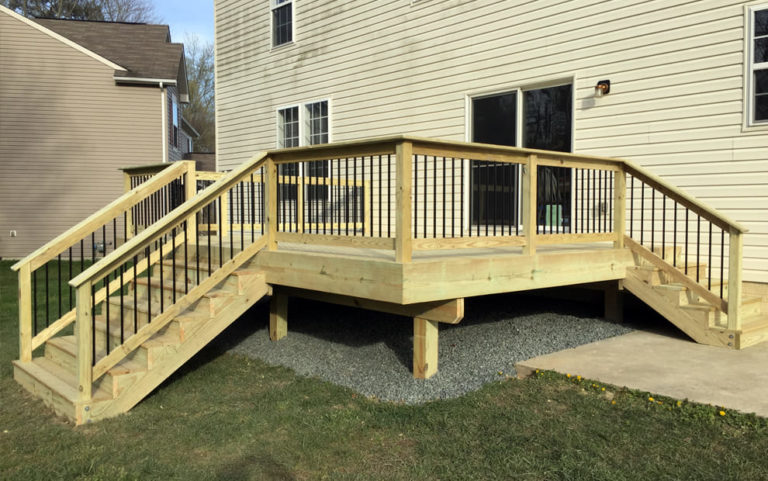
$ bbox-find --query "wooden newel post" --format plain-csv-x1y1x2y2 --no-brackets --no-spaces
75,282,93,402
395,140,413,263
614,168,627,249
123,172,134,240
184,161,197,245
265,157,278,251
18,264,33,362
523,154,538,255
727,229,743,332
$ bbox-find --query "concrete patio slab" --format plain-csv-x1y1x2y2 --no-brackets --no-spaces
515,330,768,417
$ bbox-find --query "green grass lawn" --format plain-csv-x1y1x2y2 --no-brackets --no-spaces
1,259,768,480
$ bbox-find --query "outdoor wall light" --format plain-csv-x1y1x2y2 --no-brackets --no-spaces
595,80,611,97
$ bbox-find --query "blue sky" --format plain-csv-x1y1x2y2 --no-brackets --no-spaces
153,0,214,45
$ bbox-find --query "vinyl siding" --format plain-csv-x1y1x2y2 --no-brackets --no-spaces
0,11,163,259
215,0,768,282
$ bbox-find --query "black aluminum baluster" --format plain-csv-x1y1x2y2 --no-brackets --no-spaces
355,157,360,236
218,196,223,268
370,156,374,237
146,246,151,324
172,227,177,303
240,181,245,251
68,247,73,310
229,189,234,259
57,255,62,319
708,222,713,290
629,177,633,238
91,232,96,266
91,283,95,364
208,203,212,276
346,158,350,236
574,170,579,233
685,209,689,275
45,262,49,327
662,196,666,260
105,273,110,354
640,182,645,246
196,211,201,285
451,158,456,237
388,156,392,238
251,174,256,241
651,188,655,252
159,237,164,313
460,159,465,237
32,269,37,334
696,215,701,283
435,156,439,238
424,155,428,239
379,156,383,237
493,163,498,236
485,163,490,237
673,201,678,267
133,255,138,333
443,157,447,238
120,264,124,344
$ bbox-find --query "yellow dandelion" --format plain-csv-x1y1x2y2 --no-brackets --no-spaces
676,401,682,407
566,373,571,378
601,387,606,391
611,400,616,405
719,410,726,417
657,401,663,405
648,397,654,402
535,369,540,374
577,375,582,381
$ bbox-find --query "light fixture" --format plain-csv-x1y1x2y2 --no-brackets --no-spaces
595,80,611,97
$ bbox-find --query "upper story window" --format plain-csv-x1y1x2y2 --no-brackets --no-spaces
272,0,293,47
750,6,768,124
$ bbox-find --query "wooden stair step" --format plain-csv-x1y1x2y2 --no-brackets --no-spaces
134,276,195,294
14,357,113,404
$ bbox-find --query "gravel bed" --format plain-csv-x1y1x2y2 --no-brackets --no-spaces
225,294,634,404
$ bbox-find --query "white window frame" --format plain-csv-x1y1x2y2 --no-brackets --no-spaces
270,0,295,49
745,4,768,128
276,99,331,150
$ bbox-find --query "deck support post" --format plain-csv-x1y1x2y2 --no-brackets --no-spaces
604,281,624,323
395,140,413,263
265,157,278,251
523,154,537,256
413,317,438,379
183,161,197,245
614,168,626,249
269,290,288,341
727,229,743,332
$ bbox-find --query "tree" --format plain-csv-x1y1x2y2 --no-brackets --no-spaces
1,0,157,22
183,35,216,153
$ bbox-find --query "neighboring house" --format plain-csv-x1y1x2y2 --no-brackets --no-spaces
214,0,768,284
0,5,191,259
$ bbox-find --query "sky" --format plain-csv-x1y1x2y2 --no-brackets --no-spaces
153,0,215,45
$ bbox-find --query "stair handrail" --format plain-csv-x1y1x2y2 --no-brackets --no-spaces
68,152,268,400
11,161,194,273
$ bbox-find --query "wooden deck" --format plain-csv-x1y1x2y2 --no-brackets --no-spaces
10,136,768,425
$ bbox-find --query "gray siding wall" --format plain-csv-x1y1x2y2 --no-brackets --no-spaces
214,0,768,282
0,9,164,259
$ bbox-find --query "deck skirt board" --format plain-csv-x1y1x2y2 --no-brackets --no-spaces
254,244,632,305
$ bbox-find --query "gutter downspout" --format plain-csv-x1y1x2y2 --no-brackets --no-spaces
160,82,168,163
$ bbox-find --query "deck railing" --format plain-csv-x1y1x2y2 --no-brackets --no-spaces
14,136,749,402
12,161,197,363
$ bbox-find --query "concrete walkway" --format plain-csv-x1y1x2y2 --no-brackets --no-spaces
515,330,768,417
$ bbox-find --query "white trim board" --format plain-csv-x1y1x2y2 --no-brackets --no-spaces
0,4,127,72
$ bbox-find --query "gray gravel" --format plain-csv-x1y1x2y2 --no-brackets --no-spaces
225,294,633,404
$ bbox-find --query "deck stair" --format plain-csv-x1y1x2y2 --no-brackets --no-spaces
624,241,768,349
9,136,768,425
13,249,269,424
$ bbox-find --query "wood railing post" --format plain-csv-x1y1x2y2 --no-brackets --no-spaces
727,229,743,331
18,264,33,362
614,168,626,248
522,154,537,255
265,157,278,251
75,282,93,402
184,161,197,244
123,172,134,240
395,140,413,263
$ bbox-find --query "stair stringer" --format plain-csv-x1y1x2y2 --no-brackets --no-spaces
623,269,734,348
79,274,270,424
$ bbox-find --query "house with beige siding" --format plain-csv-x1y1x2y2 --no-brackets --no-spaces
0,5,192,259
214,0,768,285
